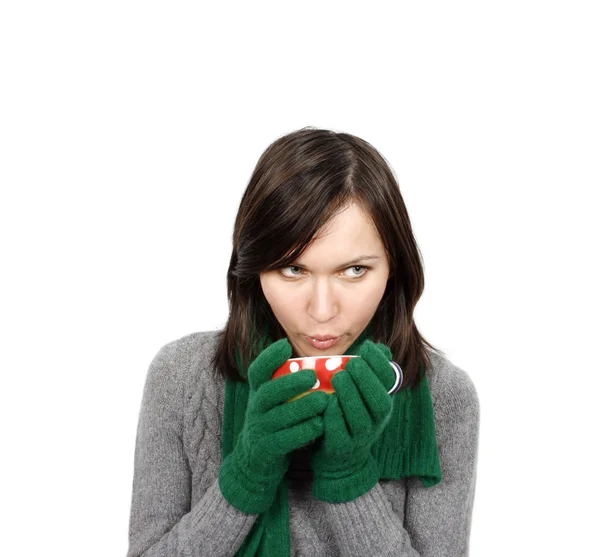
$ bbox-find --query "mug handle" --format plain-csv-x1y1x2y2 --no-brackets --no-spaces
387,361,403,395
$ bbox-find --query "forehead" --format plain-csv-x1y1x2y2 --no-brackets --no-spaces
296,203,385,264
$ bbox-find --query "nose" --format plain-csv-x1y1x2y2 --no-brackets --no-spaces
307,277,339,323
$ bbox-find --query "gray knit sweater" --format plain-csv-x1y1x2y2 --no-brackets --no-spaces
126,331,479,556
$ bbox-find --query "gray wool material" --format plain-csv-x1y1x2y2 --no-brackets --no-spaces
126,331,480,556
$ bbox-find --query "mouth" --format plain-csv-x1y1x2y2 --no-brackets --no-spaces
308,334,339,341
305,335,341,350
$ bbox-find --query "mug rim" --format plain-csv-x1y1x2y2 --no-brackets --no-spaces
284,355,358,361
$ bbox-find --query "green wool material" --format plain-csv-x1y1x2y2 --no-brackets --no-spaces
220,323,441,557
218,340,328,516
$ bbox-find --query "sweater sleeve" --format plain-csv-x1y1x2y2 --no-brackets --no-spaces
323,361,480,557
126,341,259,557
403,362,479,555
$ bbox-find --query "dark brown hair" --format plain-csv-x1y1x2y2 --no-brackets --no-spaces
210,127,444,390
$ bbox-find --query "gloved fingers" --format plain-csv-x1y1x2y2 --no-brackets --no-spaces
330,370,373,438
321,395,352,453
261,390,329,433
269,415,325,455
253,369,319,413
358,339,396,392
345,357,392,425
247,338,292,391
372,341,393,361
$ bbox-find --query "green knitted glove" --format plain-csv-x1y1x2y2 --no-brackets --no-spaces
219,338,328,514
311,340,396,503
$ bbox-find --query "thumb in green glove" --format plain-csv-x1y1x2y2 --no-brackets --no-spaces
219,338,329,514
311,340,396,503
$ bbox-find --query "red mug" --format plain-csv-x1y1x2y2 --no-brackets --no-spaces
272,355,402,400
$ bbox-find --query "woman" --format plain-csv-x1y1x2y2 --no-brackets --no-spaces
126,127,480,556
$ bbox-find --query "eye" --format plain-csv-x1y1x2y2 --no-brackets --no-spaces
279,265,370,279
279,265,304,278
343,265,369,279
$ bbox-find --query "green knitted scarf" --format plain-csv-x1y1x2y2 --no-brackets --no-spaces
221,324,441,556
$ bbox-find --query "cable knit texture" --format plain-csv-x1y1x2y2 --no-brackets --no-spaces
126,331,480,556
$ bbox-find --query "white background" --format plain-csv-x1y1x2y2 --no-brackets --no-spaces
1,1,598,555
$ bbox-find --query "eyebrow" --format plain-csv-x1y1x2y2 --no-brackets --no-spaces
294,255,381,269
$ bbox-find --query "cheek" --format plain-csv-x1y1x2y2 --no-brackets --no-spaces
260,279,300,318
260,275,279,303
350,289,382,314
349,279,388,314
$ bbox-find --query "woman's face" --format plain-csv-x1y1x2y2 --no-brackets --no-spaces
259,201,391,357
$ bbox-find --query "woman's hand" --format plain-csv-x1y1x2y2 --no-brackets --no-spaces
219,338,329,514
311,340,396,503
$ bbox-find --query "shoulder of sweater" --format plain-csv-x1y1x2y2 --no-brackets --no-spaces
146,330,222,393
155,329,220,363
423,346,480,420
